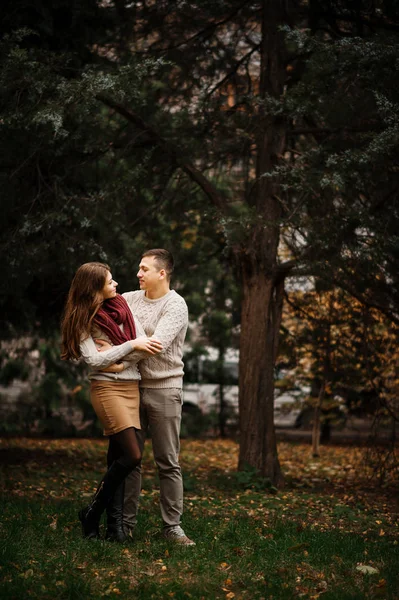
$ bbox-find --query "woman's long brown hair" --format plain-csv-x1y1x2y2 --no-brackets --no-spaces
60,262,110,360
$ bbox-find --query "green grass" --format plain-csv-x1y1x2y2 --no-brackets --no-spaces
0,438,398,599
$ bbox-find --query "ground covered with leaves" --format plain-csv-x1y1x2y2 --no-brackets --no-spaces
0,438,398,599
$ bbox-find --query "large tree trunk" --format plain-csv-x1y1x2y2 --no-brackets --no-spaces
238,268,284,485
217,347,227,438
312,381,325,457
236,0,287,486
313,293,333,453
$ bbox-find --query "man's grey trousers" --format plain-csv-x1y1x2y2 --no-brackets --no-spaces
123,387,184,530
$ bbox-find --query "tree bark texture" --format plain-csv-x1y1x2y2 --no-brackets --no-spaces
238,268,284,485
312,382,325,457
236,0,287,486
312,294,333,455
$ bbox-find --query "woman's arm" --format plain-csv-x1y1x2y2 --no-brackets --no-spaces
79,336,135,369
106,316,158,363
80,335,162,369
95,339,161,362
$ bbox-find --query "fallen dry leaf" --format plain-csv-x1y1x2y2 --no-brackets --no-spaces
356,565,379,575
288,542,310,552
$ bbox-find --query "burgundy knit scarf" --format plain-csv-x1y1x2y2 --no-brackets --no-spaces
93,294,137,345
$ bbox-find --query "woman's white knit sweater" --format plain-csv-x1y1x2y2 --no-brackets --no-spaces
79,319,146,382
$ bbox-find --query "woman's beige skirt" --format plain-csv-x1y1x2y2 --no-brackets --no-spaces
90,380,140,436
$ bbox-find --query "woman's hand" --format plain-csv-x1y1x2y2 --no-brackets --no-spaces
132,336,163,355
94,339,112,352
100,362,125,374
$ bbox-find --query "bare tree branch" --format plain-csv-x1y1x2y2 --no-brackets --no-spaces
133,1,253,54
96,93,227,211
204,45,260,101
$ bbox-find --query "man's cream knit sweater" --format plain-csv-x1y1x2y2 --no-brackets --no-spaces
123,290,188,389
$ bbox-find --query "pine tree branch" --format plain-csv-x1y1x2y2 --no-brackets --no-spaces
329,12,399,33
284,262,399,325
276,258,298,276
290,125,380,136
332,278,399,326
96,93,227,211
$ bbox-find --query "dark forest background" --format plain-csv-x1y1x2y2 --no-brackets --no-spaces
1,0,398,484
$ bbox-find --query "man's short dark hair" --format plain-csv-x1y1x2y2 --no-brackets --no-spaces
142,248,174,280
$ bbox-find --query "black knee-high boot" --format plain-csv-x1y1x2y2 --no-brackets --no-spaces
105,481,127,543
79,461,132,539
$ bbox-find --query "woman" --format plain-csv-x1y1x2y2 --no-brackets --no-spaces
61,262,162,541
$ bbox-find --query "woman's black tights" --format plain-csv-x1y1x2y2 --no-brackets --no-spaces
107,427,142,470
79,428,142,539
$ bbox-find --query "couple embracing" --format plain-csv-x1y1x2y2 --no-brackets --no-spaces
61,249,195,547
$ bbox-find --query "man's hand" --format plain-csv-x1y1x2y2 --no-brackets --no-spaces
100,362,125,374
94,339,112,352
133,336,163,355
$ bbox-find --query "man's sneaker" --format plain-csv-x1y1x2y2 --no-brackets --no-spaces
162,525,196,546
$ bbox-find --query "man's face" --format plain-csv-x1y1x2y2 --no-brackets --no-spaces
137,256,164,291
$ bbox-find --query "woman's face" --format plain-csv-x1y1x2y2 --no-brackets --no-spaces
101,271,118,300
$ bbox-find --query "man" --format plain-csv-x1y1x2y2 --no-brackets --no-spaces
121,248,195,546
